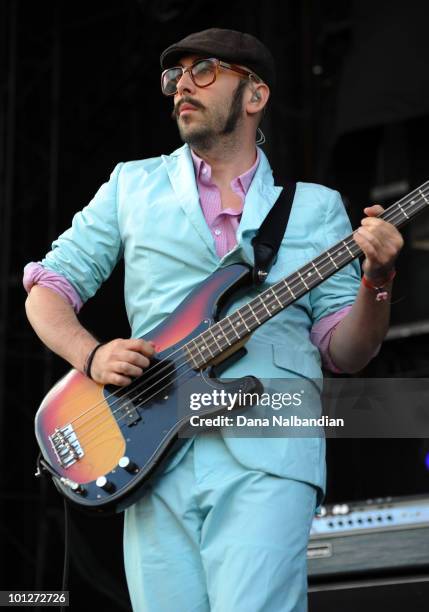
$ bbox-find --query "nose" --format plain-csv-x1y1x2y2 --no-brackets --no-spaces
176,67,196,96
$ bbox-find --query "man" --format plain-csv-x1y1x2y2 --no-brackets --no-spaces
24,28,403,612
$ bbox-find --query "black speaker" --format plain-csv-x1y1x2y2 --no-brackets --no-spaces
309,574,429,612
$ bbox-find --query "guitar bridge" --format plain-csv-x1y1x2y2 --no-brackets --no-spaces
49,424,84,468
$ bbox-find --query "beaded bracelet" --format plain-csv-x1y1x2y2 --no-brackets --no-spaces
84,342,106,380
361,269,396,301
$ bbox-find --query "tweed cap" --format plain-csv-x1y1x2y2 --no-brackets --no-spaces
160,28,276,91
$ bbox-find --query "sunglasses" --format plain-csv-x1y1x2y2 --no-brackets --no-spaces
161,57,260,96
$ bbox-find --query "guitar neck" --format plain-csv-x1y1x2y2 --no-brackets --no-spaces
185,180,429,369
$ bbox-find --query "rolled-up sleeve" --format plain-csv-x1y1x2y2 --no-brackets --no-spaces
23,262,83,313
310,305,352,372
32,163,124,305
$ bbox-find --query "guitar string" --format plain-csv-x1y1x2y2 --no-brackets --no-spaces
59,185,429,453
72,365,205,457
57,184,429,452
62,187,429,456
58,184,429,451
73,178,429,420
65,203,428,450
73,179,428,428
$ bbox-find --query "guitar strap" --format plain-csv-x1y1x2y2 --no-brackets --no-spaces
251,181,297,285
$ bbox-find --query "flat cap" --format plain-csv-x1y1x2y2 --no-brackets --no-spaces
160,28,276,91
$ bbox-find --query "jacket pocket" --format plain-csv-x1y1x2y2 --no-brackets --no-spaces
272,343,323,393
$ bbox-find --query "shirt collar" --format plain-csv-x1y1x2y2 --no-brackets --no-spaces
190,148,260,194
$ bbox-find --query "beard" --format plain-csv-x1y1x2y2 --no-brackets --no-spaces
175,80,247,151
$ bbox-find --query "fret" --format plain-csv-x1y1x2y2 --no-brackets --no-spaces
217,324,232,347
297,270,309,290
264,290,281,313
419,189,429,205
272,288,284,308
311,261,324,280
406,199,418,216
184,344,200,369
283,278,296,299
409,198,424,212
342,240,354,258
237,309,251,332
208,327,223,352
398,203,409,220
266,291,278,317
196,337,214,360
335,247,348,263
304,267,315,280
259,294,272,317
187,339,206,366
228,315,242,340
247,303,261,325
326,250,338,269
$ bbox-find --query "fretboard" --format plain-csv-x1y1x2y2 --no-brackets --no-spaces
185,180,429,369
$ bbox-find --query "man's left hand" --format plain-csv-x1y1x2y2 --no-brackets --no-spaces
353,204,404,281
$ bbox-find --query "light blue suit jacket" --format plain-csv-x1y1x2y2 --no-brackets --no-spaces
40,144,361,499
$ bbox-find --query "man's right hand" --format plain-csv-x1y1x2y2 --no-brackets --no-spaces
90,338,156,386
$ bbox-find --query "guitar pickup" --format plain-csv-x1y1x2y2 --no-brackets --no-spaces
50,424,84,469
116,400,141,427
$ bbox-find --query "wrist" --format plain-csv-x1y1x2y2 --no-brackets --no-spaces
362,268,396,289
83,342,106,379
361,269,396,302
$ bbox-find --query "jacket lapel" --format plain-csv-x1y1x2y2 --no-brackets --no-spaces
162,144,284,265
163,145,216,254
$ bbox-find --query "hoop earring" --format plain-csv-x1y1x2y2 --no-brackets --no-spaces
256,127,266,146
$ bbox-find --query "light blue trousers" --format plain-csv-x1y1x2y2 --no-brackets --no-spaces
124,434,317,612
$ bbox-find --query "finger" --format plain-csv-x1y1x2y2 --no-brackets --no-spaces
360,216,388,227
122,350,152,369
359,219,402,247
354,227,383,248
363,204,384,217
354,230,401,269
121,338,156,355
106,372,133,387
360,218,395,236
114,361,146,378
353,230,382,260
356,223,404,252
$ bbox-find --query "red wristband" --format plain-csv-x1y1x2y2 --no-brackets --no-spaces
362,269,396,290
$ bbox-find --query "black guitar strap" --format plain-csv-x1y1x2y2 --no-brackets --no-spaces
251,181,297,285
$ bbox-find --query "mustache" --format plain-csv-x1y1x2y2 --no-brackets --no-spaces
172,97,205,119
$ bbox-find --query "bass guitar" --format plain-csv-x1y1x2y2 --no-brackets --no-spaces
35,181,429,514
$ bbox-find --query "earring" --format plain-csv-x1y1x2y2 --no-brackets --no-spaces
256,127,266,146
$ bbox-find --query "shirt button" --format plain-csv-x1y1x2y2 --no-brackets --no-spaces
214,228,221,236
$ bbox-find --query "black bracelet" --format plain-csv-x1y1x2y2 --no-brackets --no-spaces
84,342,106,380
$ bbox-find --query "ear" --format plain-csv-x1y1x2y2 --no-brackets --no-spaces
245,82,270,116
